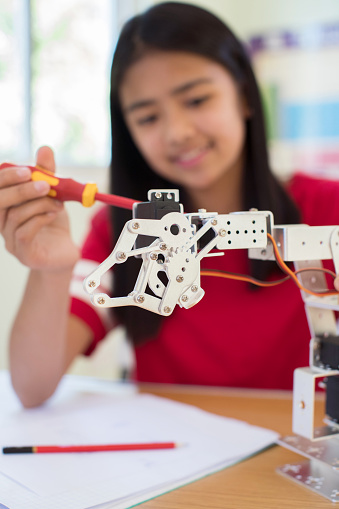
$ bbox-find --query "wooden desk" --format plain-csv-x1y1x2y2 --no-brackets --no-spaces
138,384,328,509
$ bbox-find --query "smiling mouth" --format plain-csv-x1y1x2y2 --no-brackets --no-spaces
173,144,211,166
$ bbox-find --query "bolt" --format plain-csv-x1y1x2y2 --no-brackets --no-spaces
176,275,184,283
136,295,145,303
116,251,127,261
159,243,167,251
164,306,172,314
191,285,198,292
132,222,140,230
155,192,162,199
181,295,188,302
97,297,105,305
150,252,158,261
218,229,226,237
88,280,96,288
211,219,218,226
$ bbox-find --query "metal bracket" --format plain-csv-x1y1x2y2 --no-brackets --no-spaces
292,367,339,440
278,367,339,502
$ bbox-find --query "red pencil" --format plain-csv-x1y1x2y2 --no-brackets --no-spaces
3,442,179,454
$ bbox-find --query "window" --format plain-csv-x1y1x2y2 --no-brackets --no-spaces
0,0,116,167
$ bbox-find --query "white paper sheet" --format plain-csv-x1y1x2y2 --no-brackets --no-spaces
0,372,279,509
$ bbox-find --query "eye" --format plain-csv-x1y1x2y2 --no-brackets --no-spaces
136,114,158,126
186,95,211,107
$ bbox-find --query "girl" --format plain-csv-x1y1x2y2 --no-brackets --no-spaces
2,2,339,407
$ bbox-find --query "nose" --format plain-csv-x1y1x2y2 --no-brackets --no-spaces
162,106,195,146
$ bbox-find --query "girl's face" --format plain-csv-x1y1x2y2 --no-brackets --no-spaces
119,51,249,194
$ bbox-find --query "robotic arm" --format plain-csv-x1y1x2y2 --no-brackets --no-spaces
84,189,270,315
84,189,339,501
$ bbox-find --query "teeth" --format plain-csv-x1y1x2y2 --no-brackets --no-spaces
178,147,205,162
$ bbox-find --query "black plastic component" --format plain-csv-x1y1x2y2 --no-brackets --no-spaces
325,376,339,423
190,216,216,249
134,191,182,253
134,191,181,220
318,334,339,370
133,191,216,251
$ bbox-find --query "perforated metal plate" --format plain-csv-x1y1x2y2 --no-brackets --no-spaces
279,434,339,467
277,459,339,502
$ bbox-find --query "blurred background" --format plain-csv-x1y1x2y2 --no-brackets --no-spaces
1,0,339,378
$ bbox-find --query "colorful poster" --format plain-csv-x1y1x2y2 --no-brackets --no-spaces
249,24,339,179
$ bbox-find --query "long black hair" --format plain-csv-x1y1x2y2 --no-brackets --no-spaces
109,2,300,343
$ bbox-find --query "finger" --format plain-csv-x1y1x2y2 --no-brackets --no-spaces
0,194,60,235
36,146,56,174
0,181,52,233
0,166,32,188
4,196,63,233
10,211,59,257
334,276,339,292
0,179,50,211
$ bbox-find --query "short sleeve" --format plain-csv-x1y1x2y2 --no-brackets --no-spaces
69,206,114,355
287,173,339,226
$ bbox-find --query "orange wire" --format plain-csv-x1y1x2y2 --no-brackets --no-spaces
267,232,338,297
200,270,290,287
200,233,339,297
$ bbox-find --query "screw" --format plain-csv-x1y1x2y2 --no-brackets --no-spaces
159,243,167,251
136,295,145,303
181,295,188,302
191,285,198,292
117,251,127,261
132,222,140,230
88,280,96,288
97,297,105,305
164,306,172,314
261,249,266,256
155,192,162,199
150,252,158,261
176,275,184,283
299,400,306,410
218,229,226,237
211,219,217,226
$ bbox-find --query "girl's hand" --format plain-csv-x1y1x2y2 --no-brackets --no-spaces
0,146,79,271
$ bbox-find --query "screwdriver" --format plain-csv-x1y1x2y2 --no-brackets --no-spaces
0,162,139,210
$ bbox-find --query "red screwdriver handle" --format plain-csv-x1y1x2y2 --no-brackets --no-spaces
0,163,98,207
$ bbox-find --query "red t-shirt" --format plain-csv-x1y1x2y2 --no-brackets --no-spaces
70,173,339,390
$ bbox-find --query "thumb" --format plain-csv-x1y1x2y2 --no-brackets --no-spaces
35,146,56,174
334,275,339,292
